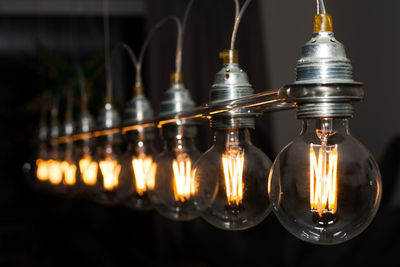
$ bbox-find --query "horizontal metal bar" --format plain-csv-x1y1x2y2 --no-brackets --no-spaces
54,88,295,143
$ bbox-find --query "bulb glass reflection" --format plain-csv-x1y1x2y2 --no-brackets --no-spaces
268,118,382,244
120,132,158,210
194,129,272,230
152,128,201,221
93,134,130,205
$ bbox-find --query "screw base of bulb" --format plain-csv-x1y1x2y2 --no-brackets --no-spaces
297,102,354,119
210,116,255,129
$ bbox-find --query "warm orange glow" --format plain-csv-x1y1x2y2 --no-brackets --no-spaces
61,161,77,185
48,160,63,185
172,153,196,202
132,155,156,195
99,158,121,190
310,144,338,217
222,148,244,205
79,156,98,185
36,158,49,181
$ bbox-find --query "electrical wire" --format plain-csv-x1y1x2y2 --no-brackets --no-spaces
76,65,88,112
317,0,326,14
230,0,252,51
175,0,195,74
114,16,181,90
103,0,113,102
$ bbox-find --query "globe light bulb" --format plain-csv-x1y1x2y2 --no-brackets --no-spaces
92,103,130,205
194,128,272,230
79,153,98,186
120,93,158,210
74,112,98,189
121,137,157,210
57,119,79,195
268,118,382,244
152,125,201,221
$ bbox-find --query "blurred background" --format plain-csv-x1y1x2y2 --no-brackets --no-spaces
3,0,400,266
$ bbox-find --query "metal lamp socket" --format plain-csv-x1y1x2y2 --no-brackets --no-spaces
209,62,256,129
283,31,364,119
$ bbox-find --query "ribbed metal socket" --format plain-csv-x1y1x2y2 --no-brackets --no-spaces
62,120,74,136
159,83,196,126
161,124,197,139
294,32,354,84
284,31,364,119
96,103,121,130
75,111,95,134
296,102,354,119
210,63,255,129
124,94,155,137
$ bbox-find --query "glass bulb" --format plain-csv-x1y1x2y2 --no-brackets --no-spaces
268,118,382,244
194,129,273,230
57,140,80,196
36,141,50,182
92,134,130,205
74,137,99,199
152,129,202,221
48,143,63,186
121,135,157,210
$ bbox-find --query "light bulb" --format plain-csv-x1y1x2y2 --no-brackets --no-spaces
79,153,98,186
74,112,98,189
48,143,63,185
194,128,272,230
59,140,78,190
268,118,382,244
91,103,131,205
92,134,129,205
36,158,49,181
121,137,157,210
152,125,201,221
120,93,158,210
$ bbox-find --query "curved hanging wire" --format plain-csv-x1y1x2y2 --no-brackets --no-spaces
113,15,181,90
317,0,327,14
230,0,252,50
103,0,113,102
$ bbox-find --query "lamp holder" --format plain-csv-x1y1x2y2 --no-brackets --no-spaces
209,50,257,129
282,30,364,119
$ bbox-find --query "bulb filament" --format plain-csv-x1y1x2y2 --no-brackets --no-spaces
48,159,63,185
79,156,98,185
222,148,244,206
309,143,338,217
61,161,77,185
172,153,196,202
99,157,121,190
36,158,49,181
132,155,156,195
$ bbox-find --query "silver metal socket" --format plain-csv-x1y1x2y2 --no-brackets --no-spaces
209,63,255,129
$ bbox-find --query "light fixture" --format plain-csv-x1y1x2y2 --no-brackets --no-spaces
73,75,98,194
268,1,382,244
35,106,50,183
57,89,78,195
47,101,63,186
120,85,158,210
152,72,202,220
193,0,272,231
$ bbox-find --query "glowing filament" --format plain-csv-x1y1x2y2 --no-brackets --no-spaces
222,149,244,205
61,161,77,185
48,160,63,185
79,156,98,185
99,158,121,190
36,158,49,181
172,154,196,202
132,155,156,195
310,144,338,217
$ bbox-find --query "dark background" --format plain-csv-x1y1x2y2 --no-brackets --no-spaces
2,0,400,266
